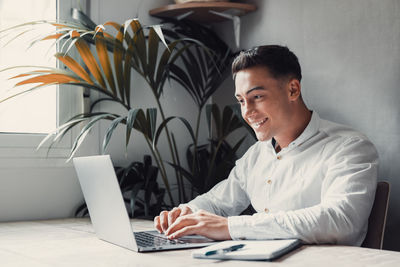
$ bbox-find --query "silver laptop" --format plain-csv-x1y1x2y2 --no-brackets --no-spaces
73,155,216,252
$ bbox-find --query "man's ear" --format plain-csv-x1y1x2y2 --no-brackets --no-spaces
288,79,301,101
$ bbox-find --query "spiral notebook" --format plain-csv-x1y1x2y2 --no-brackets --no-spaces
192,239,301,261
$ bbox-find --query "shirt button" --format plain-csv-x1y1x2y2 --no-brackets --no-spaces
264,208,269,213
267,179,272,184
277,155,282,160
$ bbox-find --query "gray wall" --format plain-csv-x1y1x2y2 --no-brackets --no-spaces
214,0,400,251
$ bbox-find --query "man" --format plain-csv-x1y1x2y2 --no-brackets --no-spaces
154,45,378,245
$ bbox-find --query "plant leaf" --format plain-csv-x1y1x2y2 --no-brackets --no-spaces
152,25,168,50
146,108,157,141
147,27,159,83
169,65,195,99
102,116,126,153
154,40,180,93
124,39,134,107
56,53,93,84
128,20,146,72
104,21,132,45
130,181,144,218
36,117,87,150
167,162,194,184
152,116,195,149
125,108,142,148
75,38,106,88
42,33,63,40
15,73,79,86
113,25,126,103
61,33,79,54
95,32,117,96
65,82,118,100
68,113,116,161
90,97,121,112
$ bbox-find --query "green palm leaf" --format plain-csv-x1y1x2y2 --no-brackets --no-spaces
125,108,142,148
68,113,117,161
90,98,121,112
152,116,195,150
112,24,126,103
147,27,159,83
36,117,87,150
102,116,126,153
146,108,157,141
124,39,134,106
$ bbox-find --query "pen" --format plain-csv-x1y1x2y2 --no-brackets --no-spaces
205,244,245,256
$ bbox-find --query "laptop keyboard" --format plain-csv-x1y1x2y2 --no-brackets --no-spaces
134,231,185,247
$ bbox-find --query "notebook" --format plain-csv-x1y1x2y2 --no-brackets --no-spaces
73,155,217,252
192,239,301,260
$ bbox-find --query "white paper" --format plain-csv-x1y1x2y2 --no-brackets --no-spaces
192,239,301,260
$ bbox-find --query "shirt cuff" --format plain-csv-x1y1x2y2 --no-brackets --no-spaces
228,215,250,240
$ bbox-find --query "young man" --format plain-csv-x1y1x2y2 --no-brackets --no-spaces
154,45,378,246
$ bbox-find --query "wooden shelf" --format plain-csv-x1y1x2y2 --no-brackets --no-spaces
149,2,257,23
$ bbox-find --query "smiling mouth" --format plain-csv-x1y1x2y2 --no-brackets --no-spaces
251,118,268,129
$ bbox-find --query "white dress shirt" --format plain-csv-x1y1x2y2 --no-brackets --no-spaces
185,112,378,246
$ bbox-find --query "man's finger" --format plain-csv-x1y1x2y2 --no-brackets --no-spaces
180,206,192,216
168,225,198,239
168,207,181,226
165,215,195,236
154,216,162,233
159,210,169,233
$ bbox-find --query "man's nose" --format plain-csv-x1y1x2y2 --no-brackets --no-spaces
242,102,254,117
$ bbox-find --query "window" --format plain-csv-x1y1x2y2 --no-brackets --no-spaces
0,0,88,159
0,0,57,133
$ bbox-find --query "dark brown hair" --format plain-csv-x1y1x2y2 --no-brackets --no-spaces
232,45,302,82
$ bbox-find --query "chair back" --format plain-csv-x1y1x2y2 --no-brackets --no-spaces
361,181,390,249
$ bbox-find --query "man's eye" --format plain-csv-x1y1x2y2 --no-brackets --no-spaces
237,99,244,104
254,95,263,99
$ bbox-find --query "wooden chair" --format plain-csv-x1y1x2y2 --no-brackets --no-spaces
361,181,390,249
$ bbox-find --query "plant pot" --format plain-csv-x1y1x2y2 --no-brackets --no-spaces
174,0,230,4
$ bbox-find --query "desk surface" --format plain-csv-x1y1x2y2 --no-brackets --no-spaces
0,218,399,267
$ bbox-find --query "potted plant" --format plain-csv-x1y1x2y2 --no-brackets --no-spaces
0,8,254,215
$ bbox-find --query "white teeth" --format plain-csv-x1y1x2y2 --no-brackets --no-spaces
251,118,268,128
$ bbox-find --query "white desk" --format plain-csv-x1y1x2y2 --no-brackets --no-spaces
0,218,399,266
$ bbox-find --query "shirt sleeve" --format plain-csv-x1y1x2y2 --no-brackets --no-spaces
183,145,254,217
228,137,378,245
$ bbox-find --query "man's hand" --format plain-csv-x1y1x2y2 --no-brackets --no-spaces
154,206,193,234
165,210,231,240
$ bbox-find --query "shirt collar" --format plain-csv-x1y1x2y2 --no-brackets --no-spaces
266,111,321,152
288,111,320,148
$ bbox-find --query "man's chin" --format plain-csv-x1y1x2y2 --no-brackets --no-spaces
255,133,271,142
